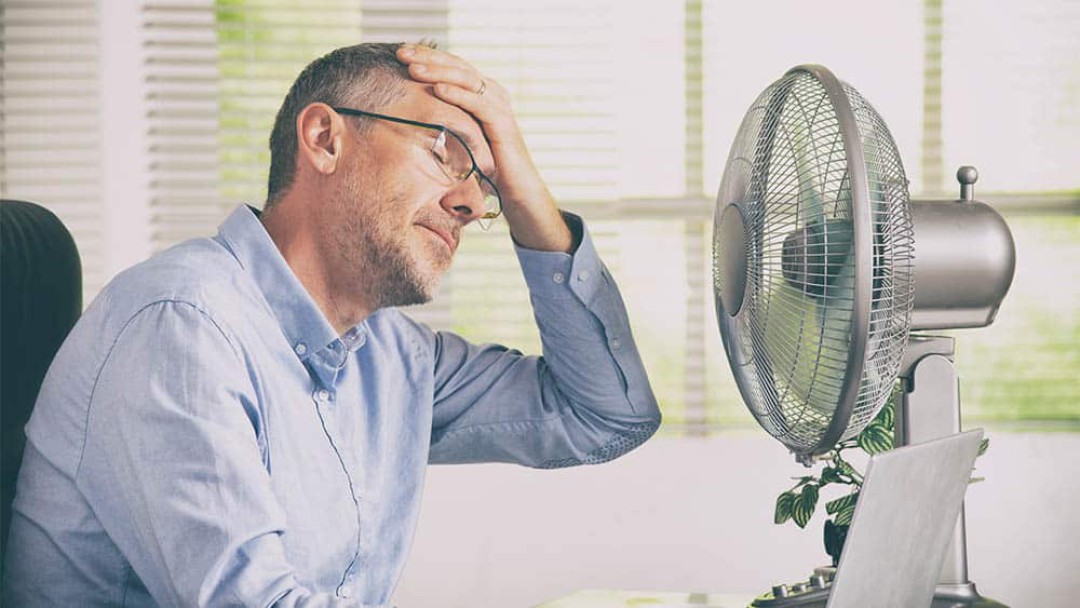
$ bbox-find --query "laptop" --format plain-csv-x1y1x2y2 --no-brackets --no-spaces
751,429,984,608
825,428,984,607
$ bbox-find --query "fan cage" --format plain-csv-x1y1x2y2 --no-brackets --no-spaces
713,67,915,459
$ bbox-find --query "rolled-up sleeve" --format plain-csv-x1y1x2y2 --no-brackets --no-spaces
428,213,661,467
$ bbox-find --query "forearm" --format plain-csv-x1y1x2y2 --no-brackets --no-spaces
429,214,660,466
497,147,574,253
518,213,658,423
504,189,574,253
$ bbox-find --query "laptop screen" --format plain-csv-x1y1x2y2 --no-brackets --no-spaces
826,429,984,608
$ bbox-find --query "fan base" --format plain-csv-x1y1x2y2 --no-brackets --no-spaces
750,576,1009,607
932,582,1009,607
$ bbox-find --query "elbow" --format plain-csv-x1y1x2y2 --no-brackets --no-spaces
543,407,661,469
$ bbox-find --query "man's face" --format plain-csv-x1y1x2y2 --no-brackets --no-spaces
326,82,493,310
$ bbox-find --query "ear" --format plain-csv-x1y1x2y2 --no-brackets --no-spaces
295,103,344,176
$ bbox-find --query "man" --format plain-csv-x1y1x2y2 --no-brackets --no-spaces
4,42,660,606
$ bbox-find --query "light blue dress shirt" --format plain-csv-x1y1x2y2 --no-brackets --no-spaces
4,205,660,607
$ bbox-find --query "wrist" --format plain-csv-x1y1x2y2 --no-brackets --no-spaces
503,190,573,254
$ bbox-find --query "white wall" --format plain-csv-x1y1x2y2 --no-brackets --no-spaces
393,431,1080,607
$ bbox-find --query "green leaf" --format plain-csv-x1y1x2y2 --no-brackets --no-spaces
978,438,990,457
873,401,894,429
825,492,859,515
835,458,858,478
820,466,841,485
824,519,849,566
857,423,894,455
834,502,857,526
775,491,796,525
792,484,819,528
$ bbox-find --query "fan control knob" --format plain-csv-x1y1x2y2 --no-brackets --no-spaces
909,165,1016,330
957,165,978,201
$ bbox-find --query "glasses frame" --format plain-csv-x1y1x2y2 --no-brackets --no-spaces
331,106,502,223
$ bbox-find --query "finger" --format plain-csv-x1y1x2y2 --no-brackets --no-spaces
397,44,470,70
432,82,486,116
432,82,513,139
409,63,487,96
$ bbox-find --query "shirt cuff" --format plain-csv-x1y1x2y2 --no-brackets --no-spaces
513,212,604,306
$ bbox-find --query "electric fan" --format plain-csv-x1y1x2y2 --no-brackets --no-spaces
713,65,1015,606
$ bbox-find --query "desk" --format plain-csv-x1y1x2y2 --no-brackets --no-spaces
536,590,755,608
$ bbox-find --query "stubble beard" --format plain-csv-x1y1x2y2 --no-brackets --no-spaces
330,174,448,311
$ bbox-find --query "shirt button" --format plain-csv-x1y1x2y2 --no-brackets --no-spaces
610,337,621,350
553,272,565,284
339,584,353,598
294,342,307,355
577,270,590,282
317,389,331,402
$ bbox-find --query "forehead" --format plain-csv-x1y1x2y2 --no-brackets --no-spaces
390,82,488,153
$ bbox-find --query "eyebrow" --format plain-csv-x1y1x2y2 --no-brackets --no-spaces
445,123,482,155
448,126,496,175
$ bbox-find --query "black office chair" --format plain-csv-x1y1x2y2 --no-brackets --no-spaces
0,200,82,569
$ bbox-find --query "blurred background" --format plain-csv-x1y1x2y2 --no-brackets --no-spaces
2,0,1077,606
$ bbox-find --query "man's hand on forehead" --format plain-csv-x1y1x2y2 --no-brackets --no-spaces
396,42,573,253
395,43,520,169
397,44,492,105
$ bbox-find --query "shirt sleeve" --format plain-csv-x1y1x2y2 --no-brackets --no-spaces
428,212,661,467
76,301,371,607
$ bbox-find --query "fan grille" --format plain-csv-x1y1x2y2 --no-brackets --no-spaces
714,67,915,459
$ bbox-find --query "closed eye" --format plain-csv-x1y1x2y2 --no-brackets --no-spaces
431,130,450,164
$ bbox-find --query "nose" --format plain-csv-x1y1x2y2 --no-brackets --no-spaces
440,176,485,223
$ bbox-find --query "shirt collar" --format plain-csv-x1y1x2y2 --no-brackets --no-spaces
213,205,347,363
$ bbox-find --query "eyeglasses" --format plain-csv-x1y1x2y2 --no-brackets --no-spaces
331,106,502,228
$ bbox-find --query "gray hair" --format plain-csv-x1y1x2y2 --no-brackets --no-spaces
265,42,413,207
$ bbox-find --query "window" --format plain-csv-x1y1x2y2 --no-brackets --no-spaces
2,0,1076,431
2,0,105,298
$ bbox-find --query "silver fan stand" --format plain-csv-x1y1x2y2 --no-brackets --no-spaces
898,336,1007,608
896,167,1015,607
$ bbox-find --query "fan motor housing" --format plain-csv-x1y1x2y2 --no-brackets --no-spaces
909,169,1017,330
715,204,748,316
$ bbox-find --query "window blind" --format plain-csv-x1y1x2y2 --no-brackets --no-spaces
3,0,1074,432
127,1,706,428
1,0,104,302
696,0,1079,427
143,0,222,252
142,0,364,253
439,0,624,362
937,0,1080,425
941,0,1079,194
438,0,703,428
